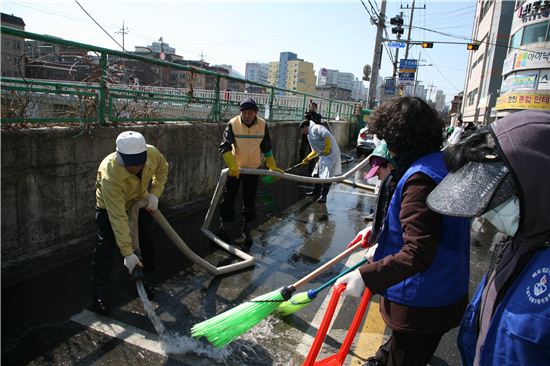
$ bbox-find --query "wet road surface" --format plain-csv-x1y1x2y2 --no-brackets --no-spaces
2,155,496,366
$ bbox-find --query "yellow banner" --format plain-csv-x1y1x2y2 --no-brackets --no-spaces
496,92,550,111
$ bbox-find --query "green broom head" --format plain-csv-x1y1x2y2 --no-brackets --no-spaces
191,288,286,348
276,289,318,317
261,175,279,185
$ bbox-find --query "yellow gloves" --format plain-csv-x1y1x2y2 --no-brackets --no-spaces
222,151,240,178
301,150,318,166
266,156,284,174
322,137,331,155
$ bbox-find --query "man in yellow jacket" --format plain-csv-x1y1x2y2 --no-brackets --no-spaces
91,131,169,314
219,98,284,244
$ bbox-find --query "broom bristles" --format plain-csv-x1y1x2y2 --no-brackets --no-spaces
276,291,314,317
191,289,284,348
261,175,278,185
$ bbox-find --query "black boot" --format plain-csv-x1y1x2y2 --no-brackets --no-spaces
218,222,233,244
306,184,322,200
242,223,253,245
92,286,111,315
317,183,331,203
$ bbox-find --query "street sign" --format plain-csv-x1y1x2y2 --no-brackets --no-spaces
399,72,415,86
321,68,327,76
399,59,417,72
384,78,396,95
387,41,406,48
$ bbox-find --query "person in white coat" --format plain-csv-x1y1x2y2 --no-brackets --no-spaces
300,119,342,203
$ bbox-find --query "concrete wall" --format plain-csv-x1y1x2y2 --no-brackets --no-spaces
1,120,351,272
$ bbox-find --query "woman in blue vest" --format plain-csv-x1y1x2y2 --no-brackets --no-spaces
336,97,471,366
427,110,550,366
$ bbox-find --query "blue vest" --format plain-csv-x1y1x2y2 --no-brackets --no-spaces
374,152,471,307
458,247,550,366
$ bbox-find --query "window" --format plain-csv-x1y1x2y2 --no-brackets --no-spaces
467,88,478,106
522,21,549,45
509,29,523,53
472,53,485,69
480,0,493,21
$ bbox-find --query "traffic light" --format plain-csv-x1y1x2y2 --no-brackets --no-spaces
422,42,434,48
391,15,404,36
467,43,480,51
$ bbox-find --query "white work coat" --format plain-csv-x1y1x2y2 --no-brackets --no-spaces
307,122,342,178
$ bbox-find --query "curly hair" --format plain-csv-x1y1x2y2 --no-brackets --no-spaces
368,97,443,155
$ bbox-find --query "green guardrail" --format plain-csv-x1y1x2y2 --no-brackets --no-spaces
1,26,356,125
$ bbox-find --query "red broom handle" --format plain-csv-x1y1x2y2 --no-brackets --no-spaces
291,239,363,289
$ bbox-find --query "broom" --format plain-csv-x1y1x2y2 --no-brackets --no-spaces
191,236,365,348
276,256,369,317
260,162,303,185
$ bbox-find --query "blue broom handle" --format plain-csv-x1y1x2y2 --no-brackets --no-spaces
314,257,370,294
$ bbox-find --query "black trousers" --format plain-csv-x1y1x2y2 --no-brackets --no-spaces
219,174,259,224
373,331,444,366
90,208,155,290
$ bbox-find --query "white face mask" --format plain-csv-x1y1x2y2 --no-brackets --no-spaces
481,196,520,237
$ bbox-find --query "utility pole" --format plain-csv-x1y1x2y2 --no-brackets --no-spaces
367,0,387,109
402,0,426,60
116,21,129,51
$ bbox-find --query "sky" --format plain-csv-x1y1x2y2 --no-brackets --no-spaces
2,0,478,103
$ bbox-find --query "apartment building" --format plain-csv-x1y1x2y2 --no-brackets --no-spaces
1,13,25,77
286,59,316,94
462,0,514,125
496,0,550,115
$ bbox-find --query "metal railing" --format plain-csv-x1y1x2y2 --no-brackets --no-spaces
1,26,356,125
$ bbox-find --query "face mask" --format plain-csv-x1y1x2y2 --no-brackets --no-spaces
481,196,520,237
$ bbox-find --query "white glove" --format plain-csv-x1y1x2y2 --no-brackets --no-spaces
335,269,366,298
146,193,159,213
366,243,378,262
123,253,143,274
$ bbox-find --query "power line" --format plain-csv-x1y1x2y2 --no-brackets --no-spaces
424,52,461,92
360,0,377,22
74,0,125,51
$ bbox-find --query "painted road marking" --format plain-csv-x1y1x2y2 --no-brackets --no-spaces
71,309,166,356
349,296,386,365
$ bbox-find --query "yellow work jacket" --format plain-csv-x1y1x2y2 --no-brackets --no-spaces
95,145,169,256
230,116,266,168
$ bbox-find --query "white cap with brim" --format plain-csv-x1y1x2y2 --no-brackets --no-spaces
116,131,147,166
427,161,517,217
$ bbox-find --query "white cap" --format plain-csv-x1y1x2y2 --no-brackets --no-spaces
116,131,146,154
116,131,147,166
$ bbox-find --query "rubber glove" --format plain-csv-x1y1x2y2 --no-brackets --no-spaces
301,150,318,166
222,151,240,179
146,193,159,213
366,243,378,262
123,253,143,274
347,226,372,248
265,156,284,174
335,269,366,298
322,137,331,155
